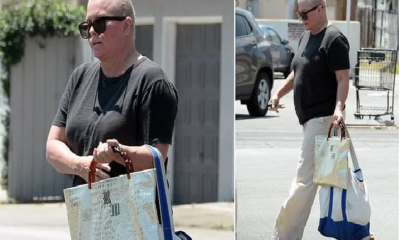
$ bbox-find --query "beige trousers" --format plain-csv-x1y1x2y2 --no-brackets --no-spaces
272,115,334,240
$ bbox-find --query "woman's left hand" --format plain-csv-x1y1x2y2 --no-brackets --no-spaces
93,139,124,164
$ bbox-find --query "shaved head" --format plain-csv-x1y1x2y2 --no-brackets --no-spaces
87,0,135,34
299,0,326,7
86,0,137,61
298,0,328,33
88,0,135,21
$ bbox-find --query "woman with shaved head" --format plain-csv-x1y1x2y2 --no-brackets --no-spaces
268,0,360,239
46,0,177,195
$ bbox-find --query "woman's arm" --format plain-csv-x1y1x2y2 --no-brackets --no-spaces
333,68,349,128
93,140,169,171
46,125,110,181
269,71,295,110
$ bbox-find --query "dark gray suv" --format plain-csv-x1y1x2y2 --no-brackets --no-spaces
236,8,274,117
258,24,294,78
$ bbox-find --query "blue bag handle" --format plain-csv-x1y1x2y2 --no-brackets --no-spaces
146,145,175,240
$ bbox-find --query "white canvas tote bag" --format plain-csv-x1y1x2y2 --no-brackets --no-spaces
314,122,350,189
64,145,191,240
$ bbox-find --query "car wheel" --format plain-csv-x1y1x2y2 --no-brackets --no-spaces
283,55,294,78
246,72,271,117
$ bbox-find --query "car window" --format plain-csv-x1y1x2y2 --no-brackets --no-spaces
262,28,273,42
236,14,252,37
236,15,247,37
268,29,282,44
242,17,252,35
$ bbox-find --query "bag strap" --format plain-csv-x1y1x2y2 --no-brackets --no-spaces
146,145,175,240
343,126,361,170
327,122,346,141
343,123,365,182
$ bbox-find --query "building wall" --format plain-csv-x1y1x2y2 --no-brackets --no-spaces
258,0,287,19
8,37,77,200
375,0,398,49
237,0,287,19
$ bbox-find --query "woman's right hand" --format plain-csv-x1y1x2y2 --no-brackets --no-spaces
77,156,111,182
269,94,280,111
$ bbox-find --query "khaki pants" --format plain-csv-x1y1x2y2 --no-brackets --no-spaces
272,116,334,240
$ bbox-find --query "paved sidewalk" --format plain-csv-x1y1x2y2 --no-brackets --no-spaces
0,197,234,239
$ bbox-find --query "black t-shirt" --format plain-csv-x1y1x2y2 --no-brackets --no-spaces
52,57,178,187
292,25,350,125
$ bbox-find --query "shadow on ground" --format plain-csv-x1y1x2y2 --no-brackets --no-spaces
235,114,279,121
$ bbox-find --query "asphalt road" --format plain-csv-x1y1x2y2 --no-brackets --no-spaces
235,76,399,240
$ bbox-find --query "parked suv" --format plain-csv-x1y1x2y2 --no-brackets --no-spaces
258,24,294,78
236,8,274,117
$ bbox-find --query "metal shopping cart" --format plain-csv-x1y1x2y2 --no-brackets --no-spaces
353,48,397,120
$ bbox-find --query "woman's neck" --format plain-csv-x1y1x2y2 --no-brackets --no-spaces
101,48,142,78
310,19,329,35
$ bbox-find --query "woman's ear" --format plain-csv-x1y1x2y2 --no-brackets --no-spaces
124,17,133,32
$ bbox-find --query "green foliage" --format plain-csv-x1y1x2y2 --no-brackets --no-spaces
0,0,85,189
0,0,86,68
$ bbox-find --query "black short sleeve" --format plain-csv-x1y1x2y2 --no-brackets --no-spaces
52,68,78,127
327,35,350,72
141,79,178,145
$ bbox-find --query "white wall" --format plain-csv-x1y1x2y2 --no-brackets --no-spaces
237,0,287,19
8,37,76,200
256,19,361,76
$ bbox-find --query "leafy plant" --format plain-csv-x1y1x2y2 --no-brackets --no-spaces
0,0,85,188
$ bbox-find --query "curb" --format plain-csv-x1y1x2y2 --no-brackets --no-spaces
173,203,234,231
346,124,398,130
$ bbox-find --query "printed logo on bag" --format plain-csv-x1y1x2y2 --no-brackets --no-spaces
103,190,111,205
111,203,120,217
102,190,121,217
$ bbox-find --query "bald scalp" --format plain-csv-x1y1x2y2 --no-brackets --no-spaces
299,0,326,7
88,0,135,20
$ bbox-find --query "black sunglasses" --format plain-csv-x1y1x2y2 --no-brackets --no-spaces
297,5,321,21
78,16,126,39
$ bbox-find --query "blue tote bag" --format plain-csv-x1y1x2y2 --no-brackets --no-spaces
318,128,371,240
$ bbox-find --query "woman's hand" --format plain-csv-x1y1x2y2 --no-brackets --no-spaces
269,94,280,112
332,108,344,130
93,140,124,164
77,155,110,182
